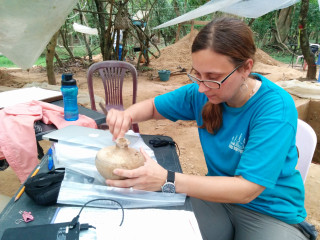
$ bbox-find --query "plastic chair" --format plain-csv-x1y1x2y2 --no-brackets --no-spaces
295,55,304,65
296,119,317,183
87,61,139,133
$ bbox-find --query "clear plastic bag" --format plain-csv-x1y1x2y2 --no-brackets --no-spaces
52,142,105,184
57,169,186,208
52,130,156,184
52,129,186,208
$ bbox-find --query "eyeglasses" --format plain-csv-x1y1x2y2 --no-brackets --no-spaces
187,64,243,89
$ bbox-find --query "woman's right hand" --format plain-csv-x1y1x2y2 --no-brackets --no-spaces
106,109,132,140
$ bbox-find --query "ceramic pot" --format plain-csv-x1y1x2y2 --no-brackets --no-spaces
95,137,144,180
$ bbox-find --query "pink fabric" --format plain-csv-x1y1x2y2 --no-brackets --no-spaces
0,100,97,183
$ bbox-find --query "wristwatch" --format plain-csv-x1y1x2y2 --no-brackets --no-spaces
161,170,176,194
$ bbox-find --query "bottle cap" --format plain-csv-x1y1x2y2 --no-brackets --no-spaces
61,73,77,86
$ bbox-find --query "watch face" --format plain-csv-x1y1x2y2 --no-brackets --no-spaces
162,182,175,194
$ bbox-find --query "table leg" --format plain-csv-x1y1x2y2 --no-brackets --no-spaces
37,141,44,159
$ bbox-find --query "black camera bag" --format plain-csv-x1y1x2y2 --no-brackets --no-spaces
24,168,65,206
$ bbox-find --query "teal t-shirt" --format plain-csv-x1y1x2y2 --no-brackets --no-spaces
154,73,306,224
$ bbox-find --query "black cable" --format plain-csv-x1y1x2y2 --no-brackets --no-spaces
149,137,180,156
80,223,96,230
69,198,125,229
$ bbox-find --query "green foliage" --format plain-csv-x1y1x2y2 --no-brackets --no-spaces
148,0,177,45
0,55,47,68
291,0,320,43
261,46,293,64
249,1,320,48
0,56,16,68
2,0,320,69
55,46,100,59
247,12,275,47
139,65,153,72
0,45,100,68
146,0,210,45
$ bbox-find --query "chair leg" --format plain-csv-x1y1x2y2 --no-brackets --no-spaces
303,60,308,71
132,123,140,133
0,159,9,171
98,123,109,130
296,55,303,65
37,141,44,159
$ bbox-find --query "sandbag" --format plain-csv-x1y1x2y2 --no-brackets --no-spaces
276,80,320,100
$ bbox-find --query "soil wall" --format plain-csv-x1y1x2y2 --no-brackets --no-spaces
296,99,320,164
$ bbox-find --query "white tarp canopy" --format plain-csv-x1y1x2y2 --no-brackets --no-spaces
73,22,98,35
0,0,78,69
132,10,149,21
153,0,300,29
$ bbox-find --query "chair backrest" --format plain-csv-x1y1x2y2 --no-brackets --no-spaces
87,60,138,111
296,119,317,183
87,61,139,132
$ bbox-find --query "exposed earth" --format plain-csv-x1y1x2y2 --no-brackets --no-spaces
0,33,319,233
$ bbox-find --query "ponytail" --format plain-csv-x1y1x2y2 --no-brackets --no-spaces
200,103,222,134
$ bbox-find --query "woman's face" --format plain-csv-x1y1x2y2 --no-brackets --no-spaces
191,49,253,107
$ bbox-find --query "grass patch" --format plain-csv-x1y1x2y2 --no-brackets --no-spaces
0,55,48,68
261,46,294,64
0,45,100,68
0,56,17,68
0,45,295,69
270,54,293,64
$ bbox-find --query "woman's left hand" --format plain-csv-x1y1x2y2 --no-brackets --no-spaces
105,148,167,191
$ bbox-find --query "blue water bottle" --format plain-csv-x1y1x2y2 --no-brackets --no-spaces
61,73,79,121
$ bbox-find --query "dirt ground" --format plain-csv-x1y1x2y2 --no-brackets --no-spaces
0,35,319,233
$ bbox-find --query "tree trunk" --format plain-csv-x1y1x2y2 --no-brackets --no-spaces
248,19,255,27
172,0,186,36
175,24,182,42
77,3,92,61
276,7,293,43
105,1,116,60
299,0,316,79
46,31,59,85
121,29,129,60
94,0,106,60
54,52,63,67
59,28,75,60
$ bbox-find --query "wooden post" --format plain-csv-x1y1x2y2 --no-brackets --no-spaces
158,30,161,43
175,23,182,42
46,31,59,85
190,20,195,39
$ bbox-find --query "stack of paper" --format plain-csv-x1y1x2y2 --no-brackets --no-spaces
0,87,62,109
53,207,202,240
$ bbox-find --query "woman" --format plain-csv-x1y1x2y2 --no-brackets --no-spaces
106,18,307,239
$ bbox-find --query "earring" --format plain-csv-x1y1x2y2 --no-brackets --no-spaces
240,78,248,92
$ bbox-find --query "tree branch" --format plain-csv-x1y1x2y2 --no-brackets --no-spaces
73,8,108,15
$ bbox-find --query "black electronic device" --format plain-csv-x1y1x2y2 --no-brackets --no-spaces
1,222,80,240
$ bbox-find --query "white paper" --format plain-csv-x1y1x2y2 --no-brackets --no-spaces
52,207,202,240
0,87,62,108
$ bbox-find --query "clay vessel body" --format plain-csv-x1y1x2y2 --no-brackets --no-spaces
95,137,144,180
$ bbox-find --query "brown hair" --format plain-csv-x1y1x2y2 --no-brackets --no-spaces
192,17,256,134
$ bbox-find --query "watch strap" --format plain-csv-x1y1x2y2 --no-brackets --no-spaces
167,170,175,183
